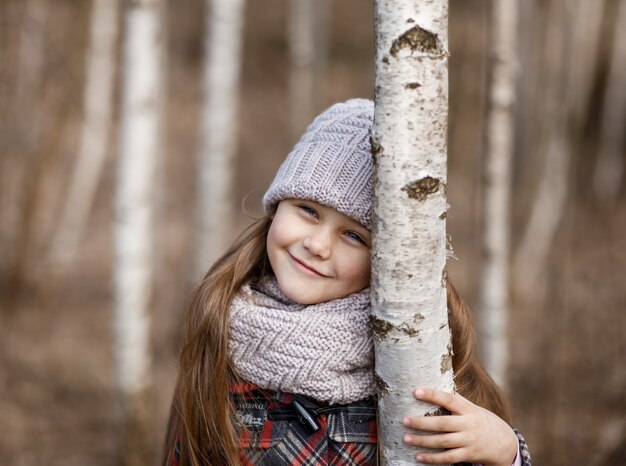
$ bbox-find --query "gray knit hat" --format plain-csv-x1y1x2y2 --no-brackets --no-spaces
263,98,374,229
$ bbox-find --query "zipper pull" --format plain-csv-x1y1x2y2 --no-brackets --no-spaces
292,398,321,433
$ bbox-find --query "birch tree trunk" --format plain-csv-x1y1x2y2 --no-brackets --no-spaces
479,0,519,389
372,1,453,464
114,0,163,463
194,0,245,277
49,0,119,269
592,0,626,202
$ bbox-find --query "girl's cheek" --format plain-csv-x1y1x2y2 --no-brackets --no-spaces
349,252,371,289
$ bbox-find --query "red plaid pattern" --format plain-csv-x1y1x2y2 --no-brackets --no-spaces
232,380,377,466
163,381,532,466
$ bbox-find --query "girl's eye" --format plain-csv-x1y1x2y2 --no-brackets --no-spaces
298,204,318,218
345,231,367,245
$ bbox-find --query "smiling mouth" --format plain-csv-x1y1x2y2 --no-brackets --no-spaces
289,254,328,277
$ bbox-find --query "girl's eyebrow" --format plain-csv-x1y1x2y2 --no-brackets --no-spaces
307,201,370,234
350,223,371,237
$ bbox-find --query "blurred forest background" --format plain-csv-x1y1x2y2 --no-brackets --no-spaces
1,0,625,465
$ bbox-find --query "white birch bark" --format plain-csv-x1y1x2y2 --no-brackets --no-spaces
194,0,245,277
372,1,453,464
49,0,120,268
479,0,519,390
592,0,626,201
114,0,163,461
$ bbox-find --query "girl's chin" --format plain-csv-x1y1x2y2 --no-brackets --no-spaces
276,280,328,305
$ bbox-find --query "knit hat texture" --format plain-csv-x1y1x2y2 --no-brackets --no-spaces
263,98,374,229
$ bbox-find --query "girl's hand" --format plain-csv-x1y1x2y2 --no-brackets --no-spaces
402,387,518,466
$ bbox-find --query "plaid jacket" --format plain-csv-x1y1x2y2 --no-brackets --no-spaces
232,380,377,466
165,380,531,466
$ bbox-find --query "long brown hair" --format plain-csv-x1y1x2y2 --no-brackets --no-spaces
163,214,511,466
446,280,512,423
164,216,273,466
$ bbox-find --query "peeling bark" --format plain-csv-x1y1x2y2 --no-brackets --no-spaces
402,176,441,201
389,25,443,56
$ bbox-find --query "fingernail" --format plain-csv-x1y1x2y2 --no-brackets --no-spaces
402,417,410,426
414,388,425,398
416,454,424,462
403,434,412,443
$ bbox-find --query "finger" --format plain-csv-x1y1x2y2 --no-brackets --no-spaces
402,414,464,433
416,447,470,465
413,387,472,414
403,432,465,450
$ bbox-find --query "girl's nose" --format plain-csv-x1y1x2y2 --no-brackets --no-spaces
303,231,331,259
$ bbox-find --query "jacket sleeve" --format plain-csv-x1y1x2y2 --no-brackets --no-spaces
513,428,532,466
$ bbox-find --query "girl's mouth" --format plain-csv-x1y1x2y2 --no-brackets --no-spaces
289,253,328,278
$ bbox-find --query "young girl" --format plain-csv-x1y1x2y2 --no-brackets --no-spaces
163,99,532,466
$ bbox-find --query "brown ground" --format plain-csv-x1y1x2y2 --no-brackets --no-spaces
1,0,625,464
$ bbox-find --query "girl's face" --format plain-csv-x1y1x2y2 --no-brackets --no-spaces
267,199,371,304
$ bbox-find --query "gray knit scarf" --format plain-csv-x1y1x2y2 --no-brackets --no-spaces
228,277,376,404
